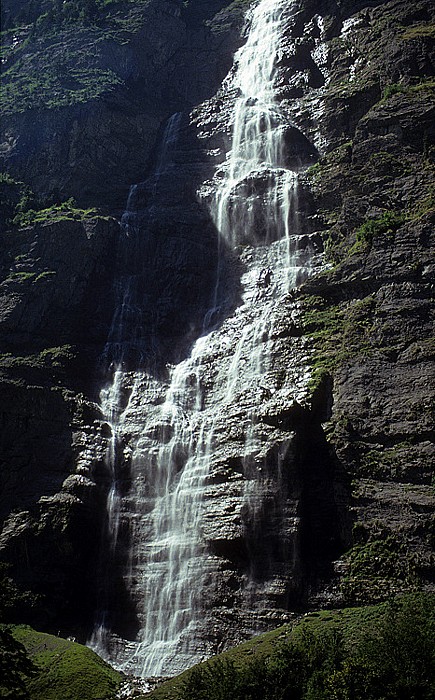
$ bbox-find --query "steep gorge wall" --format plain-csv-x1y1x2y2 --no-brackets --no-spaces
1,0,245,207
0,0,434,665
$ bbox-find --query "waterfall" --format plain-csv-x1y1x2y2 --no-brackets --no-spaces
91,0,318,679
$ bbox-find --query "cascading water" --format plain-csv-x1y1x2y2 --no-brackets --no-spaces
91,0,320,680
207,0,315,604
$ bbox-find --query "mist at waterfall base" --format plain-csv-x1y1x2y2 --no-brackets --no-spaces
89,0,321,680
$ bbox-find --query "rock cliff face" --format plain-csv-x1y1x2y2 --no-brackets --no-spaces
1,0,245,208
0,214,119,632
0,0,433,679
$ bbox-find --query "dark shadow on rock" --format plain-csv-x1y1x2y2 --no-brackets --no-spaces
294,403,352,598
238,396,352,610
98,115,243,379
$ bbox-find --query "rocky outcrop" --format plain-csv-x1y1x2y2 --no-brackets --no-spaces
292,0,435,604
0,384,102,632
0,216,118,353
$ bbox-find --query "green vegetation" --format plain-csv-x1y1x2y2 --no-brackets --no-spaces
13,198,99,227
0,346,75,370
2,57,122,114
0,174,36,230
1,0,147,32
382,77,435,102
302,294,376,392
148,594,435,700
1,0,155,115
0,625,123,700
0,174,105,230
306,141,352,182
355,440,427,481
353,210,405,248
303,299,343,388
6,271,39,283
340,536,420,604
358,211,403,243
33,0,112,31
408,78,435,94
382,82,406,100
0,564,39,625
401,23,435,40
3,270,58,286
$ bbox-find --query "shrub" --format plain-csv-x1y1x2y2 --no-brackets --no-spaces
382,83,406,100
340,535,420,604
13,198,99,227
355,210,405,247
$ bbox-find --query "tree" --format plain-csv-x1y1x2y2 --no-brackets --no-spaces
0,628,35,700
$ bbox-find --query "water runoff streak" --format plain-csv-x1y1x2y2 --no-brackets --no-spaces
91,0,316,679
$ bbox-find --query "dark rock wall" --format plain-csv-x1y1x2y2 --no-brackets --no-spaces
0,215,118,632
0,0,433,651
292,0,435,604
0,0,244,208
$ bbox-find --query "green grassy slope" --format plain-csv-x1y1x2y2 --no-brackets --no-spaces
146,592,435,700
1,625,123,700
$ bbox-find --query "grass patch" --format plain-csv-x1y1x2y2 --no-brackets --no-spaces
148,625,290,700
1,175,107,230
2,625,123,700
401,23,435,40
408,77,435,94
382,82,406,100
381,77,435,103
302,294,376,392
1,2,153,115
349,210,406,254
6,271,38,283
2,58,122,115
0,173,36,230
340,536,420,605
0,346,75,371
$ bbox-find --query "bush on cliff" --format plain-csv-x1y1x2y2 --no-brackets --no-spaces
355,210,406,248
12,198,99,227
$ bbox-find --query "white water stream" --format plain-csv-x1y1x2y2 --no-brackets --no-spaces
91,0,316,679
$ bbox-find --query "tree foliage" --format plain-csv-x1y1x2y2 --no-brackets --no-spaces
180,594,435,700
0,627,36,700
